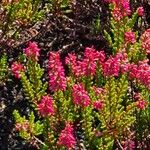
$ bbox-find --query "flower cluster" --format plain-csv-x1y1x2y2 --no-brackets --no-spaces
93,86,104,96
102,55,120,77
78,47,100,76
37,96,55,117
109,0,131,21
11,62,24,79
58,123,76,149
134,93,147,110
122,139,135,150
137,7,144,17
140,28,150,54
66,47,105,77
124,31,136,44
129,60,150,89
72,83,90,107
24,42,40,60
136,99,147,110
48,52,67,91
93,100,104,110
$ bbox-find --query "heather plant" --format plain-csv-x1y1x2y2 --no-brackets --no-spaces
12,1,150,150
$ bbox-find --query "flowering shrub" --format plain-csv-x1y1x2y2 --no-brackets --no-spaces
12,1,150,150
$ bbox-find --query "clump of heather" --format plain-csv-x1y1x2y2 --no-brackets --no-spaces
12,1,150,149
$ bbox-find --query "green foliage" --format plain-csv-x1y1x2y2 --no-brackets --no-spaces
4,0,44,25
47,0,72,14
93,76,135,148
21,59,48,102
82,107,94,146
0,54,8,84
91,15,101,35
13,110,43,140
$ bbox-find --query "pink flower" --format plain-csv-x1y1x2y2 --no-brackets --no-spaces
122,139,135,150
15,121,29,131
129,64,139,79
113,8,123,21
37,96,55,117
137,7,144,16
72,83,90,107
116,51,130,73
93,86,104,96
15,123,22,131
125,31,136,44
80,47,104,77
49,52,67,91
11,62,24,79
58,123,76,150
129,61,150,89
140,28,150,54
93,100,104,110
24,41,40,60
136,99,147,110
102,55,120,77
111,0,131,21
66,47,105,77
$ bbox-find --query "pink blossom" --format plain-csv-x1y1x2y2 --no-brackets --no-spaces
58,123,76,150
102,55,120,77
136,99,147,110
129,61,150,89
11,62,24,79
72,83,90,107
116,51,130,73
15,121,29,131
129,64,139,79
138,60,150,89
93,86,104,96
113,8,123,21
80,47,103,76
37,96,55,117
122,139,135,150
134,93,141,100
15,123,22,131
125,31,136,44
137,7,144,16
93,100,104,110
98,51,106,64
111,0,131,21
141,28,150,54
66,47,105,77
24,41,40,60
49,52,67,91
